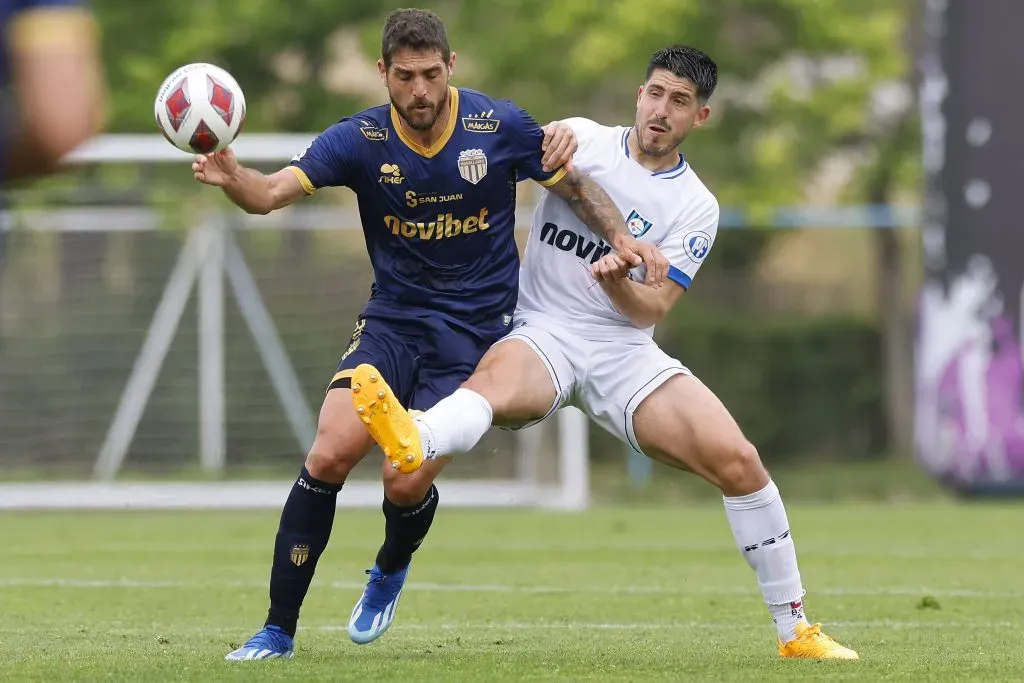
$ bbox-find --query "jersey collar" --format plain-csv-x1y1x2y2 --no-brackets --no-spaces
621,128,688,179
390,86,460,159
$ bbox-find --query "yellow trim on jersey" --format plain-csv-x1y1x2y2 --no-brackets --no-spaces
9,8,97,52
287,166,316,195
330,369,355,386
390,86,460,159
537,166,568,188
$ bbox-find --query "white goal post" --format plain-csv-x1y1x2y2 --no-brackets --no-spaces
0,134,589,511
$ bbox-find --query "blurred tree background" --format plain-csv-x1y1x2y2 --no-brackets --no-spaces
0,1,930,479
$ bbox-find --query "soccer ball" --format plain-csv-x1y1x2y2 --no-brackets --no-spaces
154,63,246,155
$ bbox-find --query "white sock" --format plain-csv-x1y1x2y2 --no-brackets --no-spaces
722,479,808,643
414,388,494,459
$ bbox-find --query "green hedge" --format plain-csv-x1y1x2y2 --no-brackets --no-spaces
608,308,887,463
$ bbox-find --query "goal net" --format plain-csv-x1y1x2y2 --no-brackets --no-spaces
0,135,588,510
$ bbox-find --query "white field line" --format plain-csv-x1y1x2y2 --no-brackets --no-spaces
0,577,1019,599
0,620,1016,635
307,619,1018,631
7,540,1024,561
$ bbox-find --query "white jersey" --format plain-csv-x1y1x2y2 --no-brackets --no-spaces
516,117,720,342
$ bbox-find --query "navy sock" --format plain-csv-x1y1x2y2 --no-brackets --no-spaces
375,485,439,573
265,467,342,637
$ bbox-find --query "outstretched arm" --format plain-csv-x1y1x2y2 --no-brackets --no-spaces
193,148,306,215
194,120,358,215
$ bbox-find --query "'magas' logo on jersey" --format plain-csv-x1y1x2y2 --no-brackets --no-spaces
462,110,501,133
384,208,491,240
462,118,500,133
360,126,388,142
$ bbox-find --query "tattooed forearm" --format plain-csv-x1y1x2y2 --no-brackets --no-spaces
547,168,626,245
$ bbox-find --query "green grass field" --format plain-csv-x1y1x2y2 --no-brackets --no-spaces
2,502,1023,681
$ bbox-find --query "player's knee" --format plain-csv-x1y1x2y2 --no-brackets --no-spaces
304,431,365,483
462,357,549,426
461,371,500,407
460,373,518,426
383,472,435,507
713,440,769,496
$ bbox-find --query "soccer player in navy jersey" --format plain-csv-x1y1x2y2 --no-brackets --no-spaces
194,8,668,660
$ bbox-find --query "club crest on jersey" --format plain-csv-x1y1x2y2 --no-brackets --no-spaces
626,209,654,238
458,149,488,184
683,230,712,263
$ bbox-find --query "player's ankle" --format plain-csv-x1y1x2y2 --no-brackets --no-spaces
414,417,438,459
265,611,298,638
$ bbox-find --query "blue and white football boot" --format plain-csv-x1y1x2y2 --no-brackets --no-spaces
347,564,410,644
224,625,295,660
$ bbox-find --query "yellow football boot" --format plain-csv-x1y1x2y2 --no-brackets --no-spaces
350,363,424,474
778,623,859,660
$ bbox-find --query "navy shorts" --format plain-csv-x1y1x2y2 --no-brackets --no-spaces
327,312,497,412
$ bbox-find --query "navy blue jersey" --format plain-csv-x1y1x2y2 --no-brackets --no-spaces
289,87,565,339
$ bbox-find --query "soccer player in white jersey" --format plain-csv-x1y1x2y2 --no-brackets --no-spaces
349,45,859,660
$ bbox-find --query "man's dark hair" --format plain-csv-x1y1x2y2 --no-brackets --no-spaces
646,45,718,102
381,8,451,67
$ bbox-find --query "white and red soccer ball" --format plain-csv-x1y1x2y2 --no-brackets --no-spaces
154,63,246,154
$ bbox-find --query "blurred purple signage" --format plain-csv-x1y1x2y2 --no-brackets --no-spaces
915,0,1024,493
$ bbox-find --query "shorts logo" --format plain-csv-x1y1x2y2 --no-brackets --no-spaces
458,148,488,185
626,209,654,237
683,230,712,263
360,126,388,142
340,319,366,362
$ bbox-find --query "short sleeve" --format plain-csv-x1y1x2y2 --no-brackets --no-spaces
560,117,606,169
505,103,567,188
659,199,720,290
287,119,361,194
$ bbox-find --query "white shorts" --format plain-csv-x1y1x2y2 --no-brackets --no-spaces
497,309,692,453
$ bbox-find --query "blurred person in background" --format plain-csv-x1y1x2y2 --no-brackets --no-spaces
0,0,106,349
1,0,106,182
